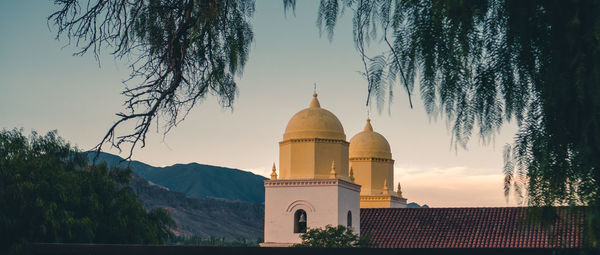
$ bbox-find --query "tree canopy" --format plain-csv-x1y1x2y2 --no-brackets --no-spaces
301,0,600,207
293,225,360,248
304,0,599,246
0,129,174,254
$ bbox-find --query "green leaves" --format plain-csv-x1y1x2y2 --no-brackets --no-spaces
0,129,174,254
294,225,360,248
317,0,339,41
312,0,600,206
307,0,600,246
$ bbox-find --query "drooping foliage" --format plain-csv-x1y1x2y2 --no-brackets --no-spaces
49,0,255,159
299,0,600,247
0,129,174,254
302,0,600,207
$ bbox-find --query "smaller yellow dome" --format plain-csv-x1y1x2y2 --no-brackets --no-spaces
283,93,346,140
349,119,392,159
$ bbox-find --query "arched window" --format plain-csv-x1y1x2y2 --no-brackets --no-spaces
294,209,307,233
347,210,352,228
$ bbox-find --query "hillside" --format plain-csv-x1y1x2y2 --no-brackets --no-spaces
128,171,264,240
87,152,267,202
407,202,429,208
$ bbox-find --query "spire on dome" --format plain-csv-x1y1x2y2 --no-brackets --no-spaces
270,163,278,180
364,118,373,132
329,160,337,178
309,93,321,108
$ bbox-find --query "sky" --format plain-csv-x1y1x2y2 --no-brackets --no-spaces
0,1,520,207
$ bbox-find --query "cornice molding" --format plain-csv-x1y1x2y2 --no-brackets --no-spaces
361,195,406,202
260,242,297,247
349,157,394,163
279,137,349,145
265,178,361,192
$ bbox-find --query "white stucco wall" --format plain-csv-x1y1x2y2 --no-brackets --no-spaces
263,179,361,246
337,183,361,235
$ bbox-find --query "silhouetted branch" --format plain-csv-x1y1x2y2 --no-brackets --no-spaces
50,0,254,160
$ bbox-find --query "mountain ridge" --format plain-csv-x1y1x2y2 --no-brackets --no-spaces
129,170,264,240
87,152,267,203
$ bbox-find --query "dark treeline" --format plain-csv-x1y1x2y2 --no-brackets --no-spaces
169,235,260,247
0,129,174,254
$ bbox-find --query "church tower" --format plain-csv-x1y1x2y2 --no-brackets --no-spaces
262,93,361,247
349,119,407,208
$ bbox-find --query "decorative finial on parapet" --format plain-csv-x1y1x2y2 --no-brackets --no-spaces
329,160,337,178
397,182,403,198
383,179,389,195
270,163,278,180
349,166,355,182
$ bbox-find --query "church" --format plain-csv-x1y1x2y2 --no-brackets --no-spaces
261,93,586,248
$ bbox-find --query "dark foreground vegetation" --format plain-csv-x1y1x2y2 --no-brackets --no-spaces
170,235,260,247
0,129,174,254
25,243,590,255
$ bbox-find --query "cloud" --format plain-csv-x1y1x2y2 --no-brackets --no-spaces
246,166,270,178
395,166,520,207
248,163,522,207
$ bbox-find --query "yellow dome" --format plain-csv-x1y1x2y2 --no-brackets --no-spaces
349,119,392,159
283,93,346,140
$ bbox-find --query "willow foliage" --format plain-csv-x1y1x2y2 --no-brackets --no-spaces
305,0,600,205
304,0,600,246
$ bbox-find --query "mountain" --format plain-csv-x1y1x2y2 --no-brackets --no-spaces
128,171,263,240
87,152,267,202
407,202,430,208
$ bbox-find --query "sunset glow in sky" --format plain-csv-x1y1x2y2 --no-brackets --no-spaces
0,1,520,207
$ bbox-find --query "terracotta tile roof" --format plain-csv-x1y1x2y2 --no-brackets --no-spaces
359,207,586,248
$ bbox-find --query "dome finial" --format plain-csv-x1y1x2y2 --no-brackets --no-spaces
364,118,373,132
309,92,321,108
397,182,403,198
329,160,337,178
270,163,278,180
